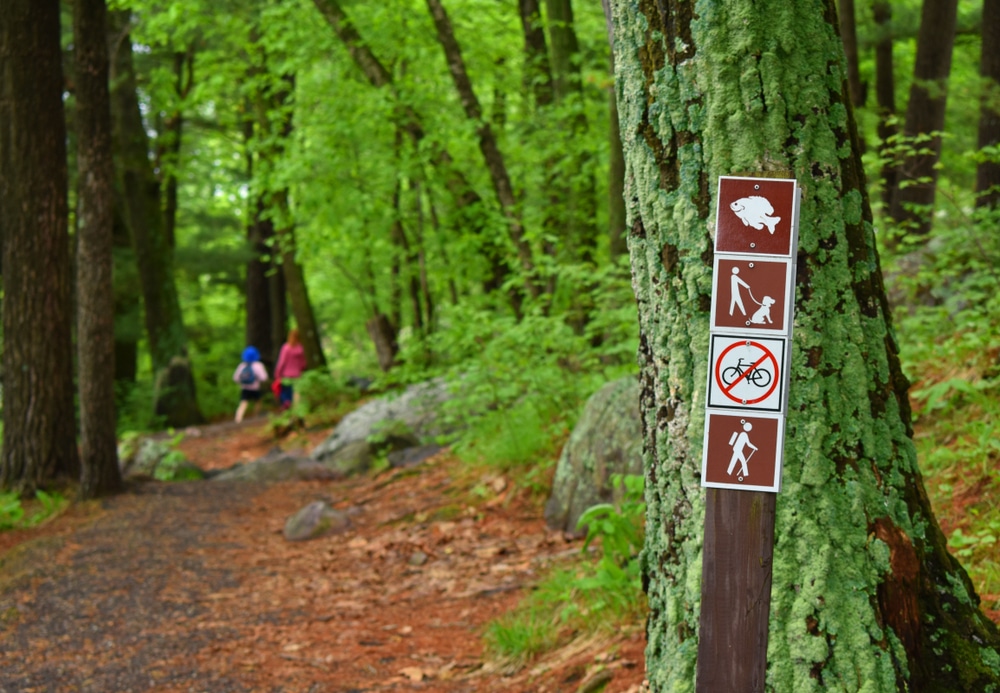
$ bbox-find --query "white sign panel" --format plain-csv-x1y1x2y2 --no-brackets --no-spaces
707,335,787,413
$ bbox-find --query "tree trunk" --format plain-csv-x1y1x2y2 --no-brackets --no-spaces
976,0,1000,209
874,0,898,208
425,0,540,303
601,0,628,259
108,11,203,428
888,0,959,238
243,115,283,373
112,187,140,386
366,313,399,372
74,0,124,498
158,49,194,250
255,74,327,372
607,64,627,259
545,0,599,263
838,0,865,108
0,0,81,494
246,199,282,373
273,192,327,372
608,0,1000,689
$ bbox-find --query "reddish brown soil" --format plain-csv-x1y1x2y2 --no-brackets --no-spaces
0,418,646,692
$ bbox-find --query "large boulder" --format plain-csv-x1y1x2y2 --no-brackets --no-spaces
310,379,452,475
544,376,642,535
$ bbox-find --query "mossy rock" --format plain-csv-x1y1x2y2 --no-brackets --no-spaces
544,376,642,535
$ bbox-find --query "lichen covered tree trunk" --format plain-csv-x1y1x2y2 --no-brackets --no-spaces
608,0,1000,690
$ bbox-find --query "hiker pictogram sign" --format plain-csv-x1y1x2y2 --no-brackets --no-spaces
708,335,787,413
711,256,793,335
715,177,798,257
702,411,784,492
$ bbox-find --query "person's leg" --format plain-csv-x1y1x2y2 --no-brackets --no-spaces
235,398,248,423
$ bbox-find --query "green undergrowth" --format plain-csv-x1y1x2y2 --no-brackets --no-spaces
886,209,1000,607
0,490,68,531
484,475,647,671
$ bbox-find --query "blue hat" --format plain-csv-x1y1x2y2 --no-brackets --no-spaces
242,346,260,363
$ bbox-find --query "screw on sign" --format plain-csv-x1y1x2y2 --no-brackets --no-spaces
708,336,785,411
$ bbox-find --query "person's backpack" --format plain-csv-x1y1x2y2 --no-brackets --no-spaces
238,363,257,386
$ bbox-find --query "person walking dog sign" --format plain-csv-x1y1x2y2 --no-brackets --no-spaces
702,176,800,493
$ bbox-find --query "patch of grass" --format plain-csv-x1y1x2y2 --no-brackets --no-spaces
453,399,568,486
484,608,561,673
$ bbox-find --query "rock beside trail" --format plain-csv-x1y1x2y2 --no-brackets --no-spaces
119,437,206,482
544,376,643,535
283,500,352,541
387,444,444,469
210,449,338,482
310,379,452,476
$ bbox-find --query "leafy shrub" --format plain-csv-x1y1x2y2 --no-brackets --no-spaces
0,490,68,531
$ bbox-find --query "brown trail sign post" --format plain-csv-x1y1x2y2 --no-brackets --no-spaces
696,176,800,692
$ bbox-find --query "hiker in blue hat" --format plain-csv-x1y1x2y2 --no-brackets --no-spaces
233,345,269,422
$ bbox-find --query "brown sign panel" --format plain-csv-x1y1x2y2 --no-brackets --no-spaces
702,411,784,492
715,177,797,256
711,256,793,335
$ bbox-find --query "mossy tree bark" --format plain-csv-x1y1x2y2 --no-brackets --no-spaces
608,0,1000,690
0,0,81,494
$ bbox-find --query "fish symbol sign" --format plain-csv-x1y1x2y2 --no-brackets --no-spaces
730,195,780,234
714,177,798,256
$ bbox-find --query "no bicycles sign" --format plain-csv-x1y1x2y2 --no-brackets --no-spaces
702,176,800,493
707,336,786,412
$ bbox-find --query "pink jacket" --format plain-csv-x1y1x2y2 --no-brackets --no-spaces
274,343,307,380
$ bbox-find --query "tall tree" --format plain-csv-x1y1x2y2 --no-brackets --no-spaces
74,0,124,498
425,0,541,303
608,0,1000,690
838,0,865,109
600,0,627,258
888,0,959,238
310,0,513,301
256,74,327,372
544,0,599,262
0,0,81,494
976,0,1000,209
243,115,286,372
874,0,898,207
108,10,204,427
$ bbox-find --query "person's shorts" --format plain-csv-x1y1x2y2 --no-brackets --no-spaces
240,389,263,402
279,383,294,406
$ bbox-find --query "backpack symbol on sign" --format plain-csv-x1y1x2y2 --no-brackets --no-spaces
238,363,257,386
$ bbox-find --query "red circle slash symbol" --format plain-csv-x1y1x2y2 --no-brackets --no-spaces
714,340,780,405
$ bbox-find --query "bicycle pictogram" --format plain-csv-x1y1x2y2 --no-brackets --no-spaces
721,357,772,389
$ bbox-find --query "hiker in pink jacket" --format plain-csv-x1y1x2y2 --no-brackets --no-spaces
274,328,307,409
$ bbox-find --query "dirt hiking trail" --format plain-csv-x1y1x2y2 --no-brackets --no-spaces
0,419,645,692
